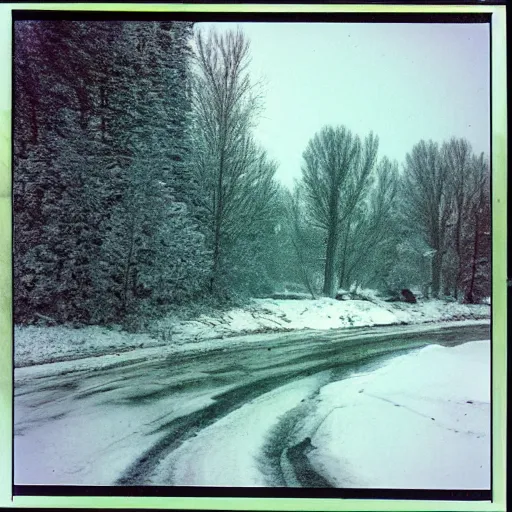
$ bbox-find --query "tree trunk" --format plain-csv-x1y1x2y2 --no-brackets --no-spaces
122,224,135,313
431,250,442,298
338,219,351,289
100,86,107,143
453,257,461,299
292,239,316,300
453,207,463,299
466,210,480,303
30,99,38,145
210,142,226,293
323,225,338,297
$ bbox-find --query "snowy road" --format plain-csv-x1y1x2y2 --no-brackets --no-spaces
14,321,490,488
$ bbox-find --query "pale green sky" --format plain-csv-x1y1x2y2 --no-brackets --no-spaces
197,22,490,188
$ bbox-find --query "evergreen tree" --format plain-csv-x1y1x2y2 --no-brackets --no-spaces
14,20,208,326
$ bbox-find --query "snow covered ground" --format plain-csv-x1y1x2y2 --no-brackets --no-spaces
14,318,490,488
297,340,491,489
14,297,490,368
15,377,221,486
152,340,490,489
147,373,332,487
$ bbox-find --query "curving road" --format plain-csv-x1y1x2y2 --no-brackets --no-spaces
14,320,490,487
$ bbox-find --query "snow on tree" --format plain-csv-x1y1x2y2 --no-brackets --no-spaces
284,185,323,298
441,138,484,298
338,157,400,290
191,28,278,296
401,138,490,301
14,20,208,326
460,154,491,303
14,20,107,323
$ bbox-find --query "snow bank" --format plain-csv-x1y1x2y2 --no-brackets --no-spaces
384,299,490,325
14,325,161,368
297,340,490,489
151,298,489,345
15,298,490,368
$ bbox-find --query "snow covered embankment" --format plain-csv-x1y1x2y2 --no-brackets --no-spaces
152,297,489,346
15,298,490,368
297,340,490,489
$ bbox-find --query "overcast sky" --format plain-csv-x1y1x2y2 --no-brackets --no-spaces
197,22,490,189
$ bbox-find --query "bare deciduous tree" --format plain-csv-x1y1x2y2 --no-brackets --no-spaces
402,140,452,298
286,186,319,299
337,157,399,289
463,153,491,303
192,28,277,293
442,138,484,298
301,125,378,297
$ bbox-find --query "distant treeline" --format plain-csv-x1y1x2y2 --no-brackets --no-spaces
13,21,491,329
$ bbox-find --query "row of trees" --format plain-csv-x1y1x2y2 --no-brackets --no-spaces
191,27,491,304
402,139,490,301
291,131,490,302
14,22,283,326
14,22,491,328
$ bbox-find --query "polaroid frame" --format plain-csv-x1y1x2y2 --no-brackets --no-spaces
0,2,507,511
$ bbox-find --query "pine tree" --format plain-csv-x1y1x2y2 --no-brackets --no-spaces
14,20,209,326
14,20,102,323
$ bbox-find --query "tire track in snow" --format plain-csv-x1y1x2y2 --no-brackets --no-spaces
116,323,490,485
116,364,333,485
259,350,418,488
261,394,334,488
117,348,413,485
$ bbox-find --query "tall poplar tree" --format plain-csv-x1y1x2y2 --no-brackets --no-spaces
192,28,278,295
301,125,378,297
